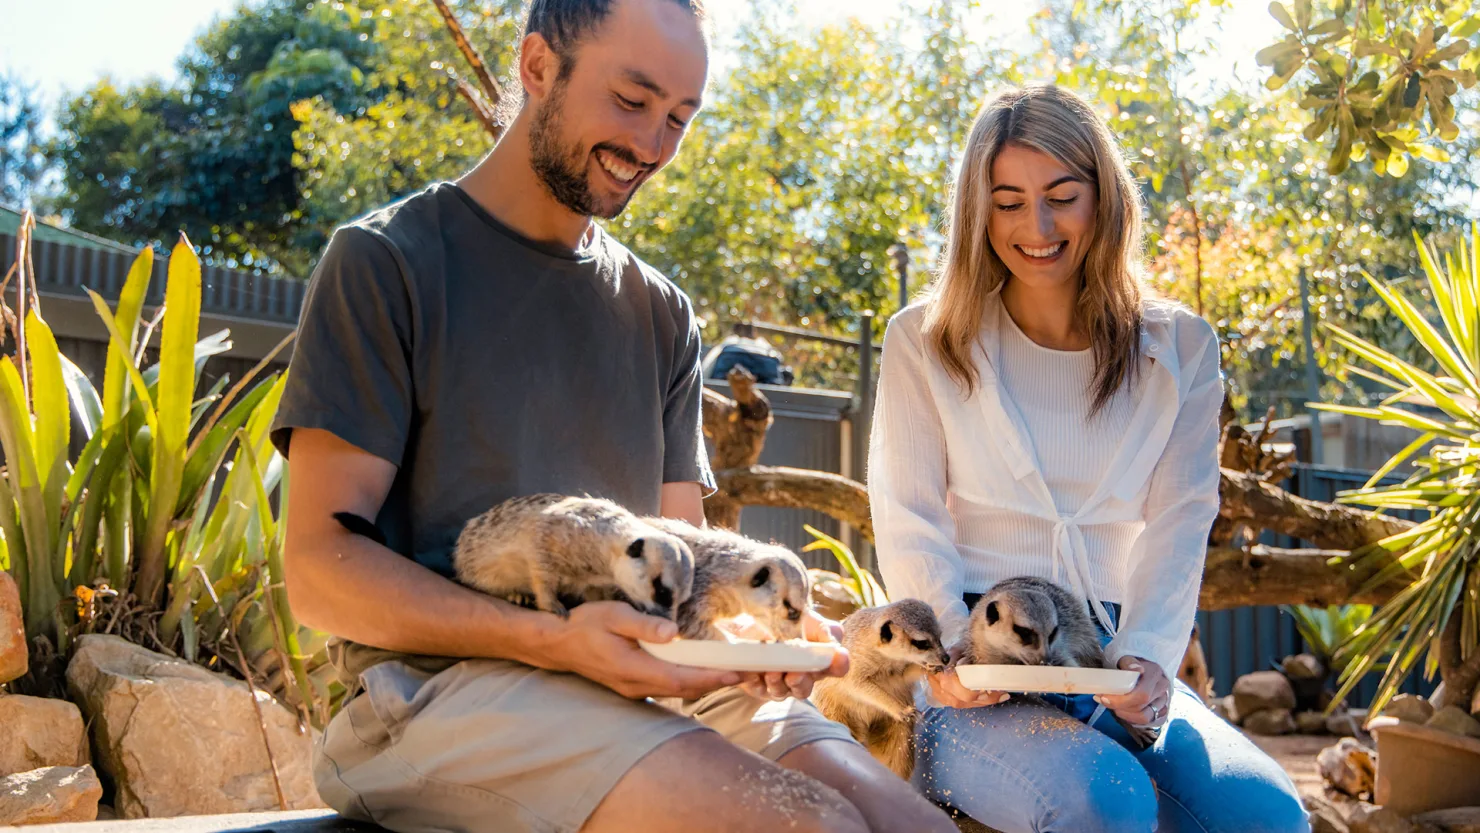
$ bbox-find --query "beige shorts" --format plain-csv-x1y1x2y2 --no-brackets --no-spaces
314,659,859,833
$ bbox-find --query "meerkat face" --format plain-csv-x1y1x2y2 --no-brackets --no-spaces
875,609,951,673
973,591,1060,666
610,531,694,619
741,550,811,641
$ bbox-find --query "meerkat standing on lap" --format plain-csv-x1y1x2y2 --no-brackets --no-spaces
642,517,811,641
962,576,1104,668
812,600,950,779
453,494,694,619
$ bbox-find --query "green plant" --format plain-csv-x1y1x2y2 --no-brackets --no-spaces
801,524,887,612
0,212,335,723
1313,225,1480,715
1283,603,1377,679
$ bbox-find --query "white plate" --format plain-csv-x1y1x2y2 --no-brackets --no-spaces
639,638,840,672
956,664,1139,696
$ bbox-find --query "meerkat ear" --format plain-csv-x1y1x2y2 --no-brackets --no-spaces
880,621,894,643
626,540,645,559
985,601,1000,626
749,566,771,588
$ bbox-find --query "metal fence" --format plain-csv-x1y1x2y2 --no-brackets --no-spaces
1196,463,1439,704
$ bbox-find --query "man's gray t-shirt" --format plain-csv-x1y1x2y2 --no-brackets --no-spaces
270,182,715,674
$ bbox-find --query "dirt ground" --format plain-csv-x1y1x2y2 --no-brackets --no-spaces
1246,731,1341,801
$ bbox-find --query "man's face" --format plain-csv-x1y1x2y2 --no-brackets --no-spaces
529,0,708,220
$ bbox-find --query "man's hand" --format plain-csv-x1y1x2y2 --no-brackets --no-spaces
927,642,1009,709
1095,656,1170,729
540,601,752,700
735,610,850,702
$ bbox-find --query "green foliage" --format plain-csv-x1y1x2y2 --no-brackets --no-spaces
1256,0,1479,176
802,524,886,610
49,0,381,275
0,71,49,208
290,0,518,231
1282,603,1375,677
0,217,332,721
1312,227,1480,716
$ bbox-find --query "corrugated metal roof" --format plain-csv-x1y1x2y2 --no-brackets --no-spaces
0,205,142,256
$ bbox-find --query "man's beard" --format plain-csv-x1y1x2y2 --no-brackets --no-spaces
529,77,645,220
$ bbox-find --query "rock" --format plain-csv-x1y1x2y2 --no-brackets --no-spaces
1233,670,1297,717
1413,807,1480,833
1244,708,1298,736
1426,705,1480,739
1378,694,1436,725
1298,710,1331,734
1317,738,1377,799
66,634,325,819
1329,709,1368,737
0,765,102,825
1210,695,1237,724
96,804,117,821
1305,796,1352,833
0,695,88,776
1348,804,1419,833
0,571,25,685
1284,653,1326,680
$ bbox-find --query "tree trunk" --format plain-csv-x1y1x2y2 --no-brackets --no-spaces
712,466,873,542
702,369,773,529
1438,612,1480,715
1199,545,1410,610
1219,469,1414,551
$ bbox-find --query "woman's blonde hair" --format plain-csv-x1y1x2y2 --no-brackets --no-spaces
924,84,1145,414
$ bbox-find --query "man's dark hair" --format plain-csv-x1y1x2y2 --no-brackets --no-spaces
525,0,707,74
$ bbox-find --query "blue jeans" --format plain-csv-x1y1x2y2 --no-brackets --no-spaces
914,604,1309,833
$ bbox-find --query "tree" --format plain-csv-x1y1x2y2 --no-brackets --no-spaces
51,0,380,275
1256,0,1480,176
290,0,520,236
0,72,49,209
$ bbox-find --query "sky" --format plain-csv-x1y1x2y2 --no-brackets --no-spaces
0,0,1282,119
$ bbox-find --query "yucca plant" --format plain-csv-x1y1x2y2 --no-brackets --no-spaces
1313,226,1480,716
0,212,337,722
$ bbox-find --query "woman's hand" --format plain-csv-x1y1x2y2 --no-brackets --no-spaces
927,643,1010,709
1096,655,1171,728
736,610,850,702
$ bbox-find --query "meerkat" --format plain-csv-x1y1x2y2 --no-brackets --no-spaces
961,576,1104,669
452,494,694,619
811,600,950,779
964,576,1163,747
641,517,811,642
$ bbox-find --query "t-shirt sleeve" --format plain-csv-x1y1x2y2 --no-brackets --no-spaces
662,296,717,495
270,226,414,466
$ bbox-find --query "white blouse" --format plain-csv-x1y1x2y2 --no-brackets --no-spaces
867,294,1223,678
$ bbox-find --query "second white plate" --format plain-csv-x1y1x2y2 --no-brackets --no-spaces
956,664,1138,696
639,638,840,672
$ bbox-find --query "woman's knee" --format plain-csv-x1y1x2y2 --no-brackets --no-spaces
1045,756,1158,833
1162,773,1308,833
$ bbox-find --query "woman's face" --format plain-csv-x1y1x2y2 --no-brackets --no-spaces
987,144,1097,293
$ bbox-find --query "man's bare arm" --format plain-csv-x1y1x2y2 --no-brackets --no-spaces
282,428,746,699
659,481,706,526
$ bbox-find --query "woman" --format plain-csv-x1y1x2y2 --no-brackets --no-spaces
868,84,1308,833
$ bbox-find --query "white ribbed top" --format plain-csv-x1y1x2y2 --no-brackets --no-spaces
945,314,1147,615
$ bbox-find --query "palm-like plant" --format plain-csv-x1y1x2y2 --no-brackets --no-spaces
1314,226,1480,715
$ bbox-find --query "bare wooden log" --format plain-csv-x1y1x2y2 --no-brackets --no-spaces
713,465,873,543
702,368,774,529
1199,545,1411,610
1219,468,1415,552
453,78,501,139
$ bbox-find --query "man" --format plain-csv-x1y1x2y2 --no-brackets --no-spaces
271,1,957,831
